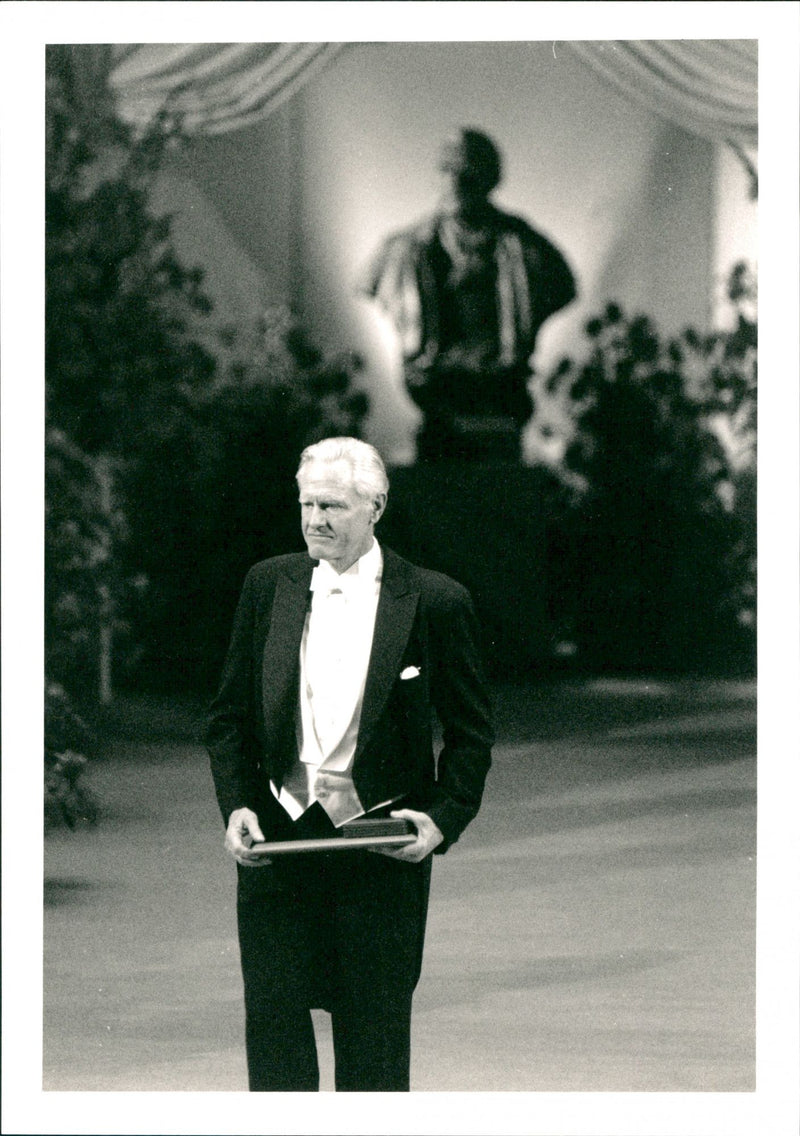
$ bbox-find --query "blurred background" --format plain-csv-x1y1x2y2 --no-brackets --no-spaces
40,39,762,1099
45,41,757,757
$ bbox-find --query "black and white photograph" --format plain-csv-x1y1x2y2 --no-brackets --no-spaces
1,3,798,1135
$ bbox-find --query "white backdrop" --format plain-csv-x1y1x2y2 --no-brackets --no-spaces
147,41,757,461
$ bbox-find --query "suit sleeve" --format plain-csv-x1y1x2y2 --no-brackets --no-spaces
526,231,577,325
425,582,494,852
205,567,262,825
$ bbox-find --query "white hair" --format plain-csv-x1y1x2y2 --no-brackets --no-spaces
296,437,389,500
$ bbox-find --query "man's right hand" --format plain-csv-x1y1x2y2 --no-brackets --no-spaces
225,807,271,867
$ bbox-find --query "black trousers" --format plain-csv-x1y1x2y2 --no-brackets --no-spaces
236,805,432,1092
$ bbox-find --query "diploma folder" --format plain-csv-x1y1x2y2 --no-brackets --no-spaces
248,817,415,856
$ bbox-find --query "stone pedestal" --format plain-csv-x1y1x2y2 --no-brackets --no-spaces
381,463,554,672
415,415,522,464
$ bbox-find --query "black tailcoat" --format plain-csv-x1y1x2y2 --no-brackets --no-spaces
206,545,493,1089
206,546,494,861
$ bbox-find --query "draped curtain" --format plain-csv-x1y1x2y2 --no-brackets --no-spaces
567,40,757,148
108,43,345,134
105,40,757,148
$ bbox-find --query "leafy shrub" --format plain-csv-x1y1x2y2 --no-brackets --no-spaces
44,682,98,829
123,306,369,692
46,47,370,700
544,265,756,673
45,45,216,816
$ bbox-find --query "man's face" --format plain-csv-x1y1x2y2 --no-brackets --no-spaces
298,460,384,573
443,160,489,212
440,144,494,218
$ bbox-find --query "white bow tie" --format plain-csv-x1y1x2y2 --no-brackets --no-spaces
311,568,360,599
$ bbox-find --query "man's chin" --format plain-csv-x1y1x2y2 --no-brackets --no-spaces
306,540,336,562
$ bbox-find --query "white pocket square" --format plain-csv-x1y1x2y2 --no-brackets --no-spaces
400,666,420,680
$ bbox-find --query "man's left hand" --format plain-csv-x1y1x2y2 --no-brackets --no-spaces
372,808,444,862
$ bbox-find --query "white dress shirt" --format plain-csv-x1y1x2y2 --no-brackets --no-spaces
272,539,384,826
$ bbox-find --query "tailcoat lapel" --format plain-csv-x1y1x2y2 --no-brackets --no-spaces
259,548,419,770
354,549,420,763
260,561,312,759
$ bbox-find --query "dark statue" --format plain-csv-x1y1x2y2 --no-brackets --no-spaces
361,128,576,462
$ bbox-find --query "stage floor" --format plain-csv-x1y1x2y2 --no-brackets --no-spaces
42,678,756,1095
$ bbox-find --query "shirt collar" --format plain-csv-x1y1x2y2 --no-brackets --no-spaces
310,539,383,595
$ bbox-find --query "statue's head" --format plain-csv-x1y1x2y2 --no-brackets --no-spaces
439,128,502,215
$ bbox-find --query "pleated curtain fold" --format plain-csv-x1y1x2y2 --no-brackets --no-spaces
107,42,345,135
98,40,756,146
568,40,757,147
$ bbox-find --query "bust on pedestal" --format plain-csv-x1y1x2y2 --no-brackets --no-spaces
360,128,576,463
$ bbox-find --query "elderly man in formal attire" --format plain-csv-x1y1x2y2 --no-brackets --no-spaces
206,436,493,1091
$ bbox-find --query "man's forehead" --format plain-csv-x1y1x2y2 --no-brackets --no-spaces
298,460,356,493
440,142,473,171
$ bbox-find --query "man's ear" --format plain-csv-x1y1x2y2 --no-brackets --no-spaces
373,493,387,525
